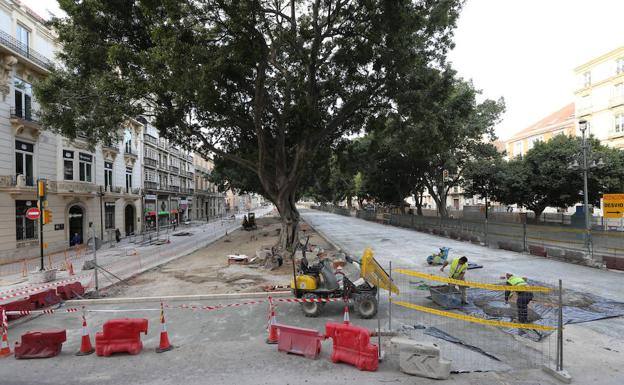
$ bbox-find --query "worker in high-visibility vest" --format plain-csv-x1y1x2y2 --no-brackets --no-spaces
501,273,533,324
440,256,468,304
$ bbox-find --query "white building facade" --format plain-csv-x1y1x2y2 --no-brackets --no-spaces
0,1,142,263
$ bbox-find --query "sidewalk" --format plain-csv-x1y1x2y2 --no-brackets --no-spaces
0,207,274,304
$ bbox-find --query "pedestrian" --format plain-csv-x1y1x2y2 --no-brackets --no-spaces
440,256,468,304
115,228,121,243
70,232,81,246
172,218,177,231
501,273,533,324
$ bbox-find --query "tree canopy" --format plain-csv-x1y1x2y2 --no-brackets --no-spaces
36,0,465,247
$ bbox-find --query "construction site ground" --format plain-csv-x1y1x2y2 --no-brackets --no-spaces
2,210,623,385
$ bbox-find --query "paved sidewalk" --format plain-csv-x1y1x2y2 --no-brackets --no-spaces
0,207,274,304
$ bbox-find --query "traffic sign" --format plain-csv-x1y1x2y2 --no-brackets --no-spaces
602,194,624,219
25,207,41,220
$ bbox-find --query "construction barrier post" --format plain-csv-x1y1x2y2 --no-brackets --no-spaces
156,302,173,353
1,309,12,358
266,297,278,344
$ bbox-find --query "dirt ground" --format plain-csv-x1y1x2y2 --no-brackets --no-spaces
107,216,336,297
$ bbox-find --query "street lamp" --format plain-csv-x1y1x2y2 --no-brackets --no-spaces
568,120,604,253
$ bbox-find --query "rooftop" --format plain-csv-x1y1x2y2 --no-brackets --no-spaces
507,103,575,142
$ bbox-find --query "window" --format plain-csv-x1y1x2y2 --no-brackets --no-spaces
63,150,74,180
615,113,624,134
104,162,113,190
16,200,37,241
527,135,543,150
16,24,29,50
617,58,624,74
513,141,523,156
583,71,591,87
124,130,133,154
14,78,32,120
104,202,115,229
145,170,156,182
15,140,34,186
125,167,133,192
78,153,92,182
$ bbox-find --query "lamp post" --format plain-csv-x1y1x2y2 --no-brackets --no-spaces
568,120,605,255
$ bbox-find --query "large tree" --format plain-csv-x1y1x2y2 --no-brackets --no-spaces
36,0,463,247
495,134,624,217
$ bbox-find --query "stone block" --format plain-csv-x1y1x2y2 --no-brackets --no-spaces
391,337,450,380
528,245,547,257
564,250,586,263
546,247,565,258
497,241,523,253
28,269,57,284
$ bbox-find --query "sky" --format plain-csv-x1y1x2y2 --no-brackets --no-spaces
22,0,624,140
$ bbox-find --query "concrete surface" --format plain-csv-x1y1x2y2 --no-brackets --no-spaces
301,209,624,385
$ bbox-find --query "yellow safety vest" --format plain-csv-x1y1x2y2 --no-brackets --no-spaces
449,259,467,279
507,275,527,286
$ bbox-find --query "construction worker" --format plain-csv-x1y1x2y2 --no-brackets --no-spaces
440,256,468,304
501,273,533,324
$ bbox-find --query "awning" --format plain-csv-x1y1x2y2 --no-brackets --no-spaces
158,211,169,215
170,210,178,214
146,211,156,216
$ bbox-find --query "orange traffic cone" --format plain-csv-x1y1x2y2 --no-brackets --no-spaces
343,304,350,324
1,310,12,358
266,305,279,344
76,315,95,356
156,303,173,353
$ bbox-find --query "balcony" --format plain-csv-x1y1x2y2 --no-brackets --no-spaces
0,29,53,71
609,95,624,108
169,165,179,174
170,147,180,156
0,174,36,196
48,181,99,198
144,158,158,168
186,171,194,177
576,104,593,117
144,134,158,146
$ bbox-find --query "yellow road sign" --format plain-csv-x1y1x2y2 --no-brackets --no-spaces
603,194,624,219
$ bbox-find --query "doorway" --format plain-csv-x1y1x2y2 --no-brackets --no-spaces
124,204,135,236
68,205,84,246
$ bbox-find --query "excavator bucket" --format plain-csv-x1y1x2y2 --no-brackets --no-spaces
360,248,399,295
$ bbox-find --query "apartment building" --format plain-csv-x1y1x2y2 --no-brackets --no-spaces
0,1,142,264
193,156,225,221
574,46,624,148
141,123,194,230
505,103,576,158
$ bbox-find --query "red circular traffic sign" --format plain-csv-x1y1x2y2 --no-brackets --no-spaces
25,207,41,220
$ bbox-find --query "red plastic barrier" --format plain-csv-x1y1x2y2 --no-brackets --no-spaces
325,322,378,371
274,323,324,359
14,329,67,359
29,289,61,309
1,299,34,320
57,282,85,300
96,318,148,357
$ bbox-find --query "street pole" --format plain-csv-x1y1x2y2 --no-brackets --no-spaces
38,179,45,271
90,222,99,297
581,126,592,255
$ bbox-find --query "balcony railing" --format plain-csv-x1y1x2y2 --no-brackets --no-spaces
10,106,40,124
144,181,158,190
186,171,194,177
0,29,53,70
144,134,158,145
0,174,34,188
144,158,158,167
609,95,624,108
169,165,179,173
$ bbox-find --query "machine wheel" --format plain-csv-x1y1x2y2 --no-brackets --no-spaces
301,293,325,317
355,293,378,319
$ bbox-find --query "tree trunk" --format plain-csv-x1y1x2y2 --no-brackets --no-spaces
357,197,364,209
346,196,353,209
274,191,300,250
430,189,449,218
415,191,424,216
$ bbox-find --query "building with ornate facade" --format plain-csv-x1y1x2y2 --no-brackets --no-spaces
193,156,225,221
0,0,143,264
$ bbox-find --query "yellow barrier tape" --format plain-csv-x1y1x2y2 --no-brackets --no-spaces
393,268,552,293
391,299,556,331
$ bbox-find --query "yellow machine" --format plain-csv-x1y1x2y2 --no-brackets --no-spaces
293,247,398,318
